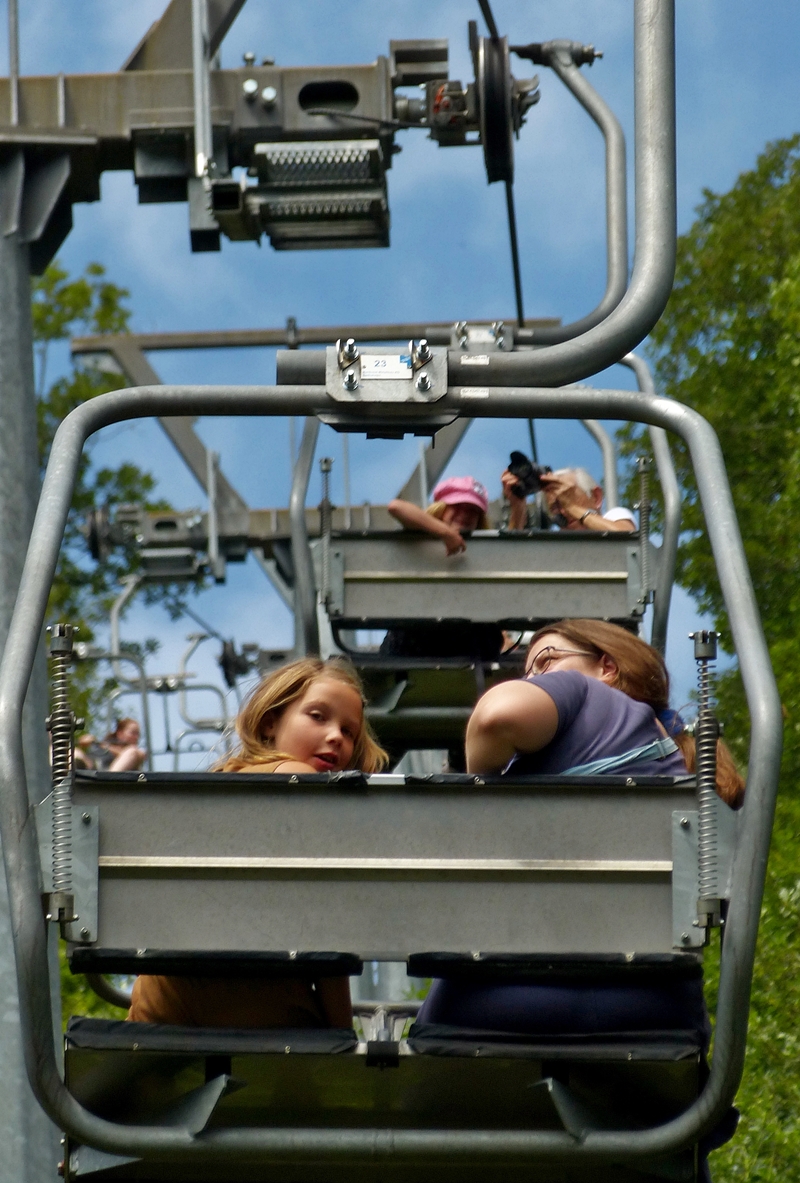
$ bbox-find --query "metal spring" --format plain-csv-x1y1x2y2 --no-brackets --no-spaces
637,456,652,604
320,458,333,607
696,655,719,901
50,645,74,895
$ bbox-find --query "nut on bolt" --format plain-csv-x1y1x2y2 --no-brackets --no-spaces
343,369,359,391
415,371,432,393
413,338,432,367
242,78,259,100
261,85,278,107
342,337,359,363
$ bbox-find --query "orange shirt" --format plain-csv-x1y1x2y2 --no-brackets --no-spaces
127,757,351,1029
127,973,329,1028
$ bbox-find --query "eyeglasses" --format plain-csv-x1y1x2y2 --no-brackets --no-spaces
526,645,598,676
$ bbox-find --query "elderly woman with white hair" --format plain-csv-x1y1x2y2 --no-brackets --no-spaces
502,465,636,533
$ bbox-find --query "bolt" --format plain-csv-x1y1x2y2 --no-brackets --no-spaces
242,78,259,100
416,371,432,392
261,85,278,107
416,338,432,363
243,52,256,65
80,927,90,941
81,812,91,825
343,369,359,391
680,816,690,828
342,337,359,362
262,56,275,66
680,932,690,944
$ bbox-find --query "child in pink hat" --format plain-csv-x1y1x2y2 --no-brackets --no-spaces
388,475,490,555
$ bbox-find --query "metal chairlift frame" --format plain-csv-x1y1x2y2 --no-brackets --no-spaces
0,0,780,1170
0,375,780,1169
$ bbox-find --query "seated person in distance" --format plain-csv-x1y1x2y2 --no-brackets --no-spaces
388,475,490,556
127,659,387,1030
502,465,636,532
75,717,146,772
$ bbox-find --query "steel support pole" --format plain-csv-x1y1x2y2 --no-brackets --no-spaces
518,44,628,345
289,418,321,656
621,353,681,653
0,164,60,1182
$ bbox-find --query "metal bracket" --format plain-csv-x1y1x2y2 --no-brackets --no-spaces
325,345,448,403
310,542,345,618
672,799,739,949
36,801,99,945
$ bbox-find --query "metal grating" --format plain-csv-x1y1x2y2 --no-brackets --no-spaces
253,140,384,187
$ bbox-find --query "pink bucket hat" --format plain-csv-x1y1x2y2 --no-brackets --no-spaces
432,475,489,513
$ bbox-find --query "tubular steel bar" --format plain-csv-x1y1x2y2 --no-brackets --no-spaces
0,381,780,1164
517,44,628,346
580,419,619,510
70,320,560,356
457,0,675,387
290,417,321,656
622,352,681,654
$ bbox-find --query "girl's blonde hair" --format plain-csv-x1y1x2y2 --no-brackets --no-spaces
426,500,491,530
216,657,387,773
528,619,745,807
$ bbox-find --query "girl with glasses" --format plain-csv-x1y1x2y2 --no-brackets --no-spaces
466,618,743,804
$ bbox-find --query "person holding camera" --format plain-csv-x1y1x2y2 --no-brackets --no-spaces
502,455,635,533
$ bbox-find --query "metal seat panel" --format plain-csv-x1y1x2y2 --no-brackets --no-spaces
325,533,646,626
70,773,695,958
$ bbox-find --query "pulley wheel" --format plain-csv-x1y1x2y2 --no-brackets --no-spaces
478,33,514,184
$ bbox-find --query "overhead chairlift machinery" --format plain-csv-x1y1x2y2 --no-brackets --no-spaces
0,1,783,1181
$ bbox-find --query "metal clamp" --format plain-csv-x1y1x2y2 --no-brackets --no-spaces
327,341,448,403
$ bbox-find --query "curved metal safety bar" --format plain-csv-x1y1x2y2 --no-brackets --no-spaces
108,576,143,686
456,0,675,387
172,728,228,772
290,417,321,656
517,44,628,346
579,419,619,510
84,974,132,1011
621,353,681,654
0,381,780,1164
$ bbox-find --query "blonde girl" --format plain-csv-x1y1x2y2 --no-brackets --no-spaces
128,659,387,1030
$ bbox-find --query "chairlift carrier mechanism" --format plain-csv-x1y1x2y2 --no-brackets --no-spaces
0,0,782,1180
0,381,781,1180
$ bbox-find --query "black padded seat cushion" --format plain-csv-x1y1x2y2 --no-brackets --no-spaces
65,1017,358,1055
407,951,704,983
407,1022,702,1061
68,947,363,979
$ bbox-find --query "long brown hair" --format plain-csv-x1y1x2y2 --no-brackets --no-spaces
528,620,745,807
216,657,388,773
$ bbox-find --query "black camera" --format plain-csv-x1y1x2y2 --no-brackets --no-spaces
507,451,552,497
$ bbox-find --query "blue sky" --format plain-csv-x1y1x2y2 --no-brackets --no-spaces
5,1,795,763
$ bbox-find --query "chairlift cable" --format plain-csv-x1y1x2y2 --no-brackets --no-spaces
505,180,525,328
477,0,500,42
181,603,226,643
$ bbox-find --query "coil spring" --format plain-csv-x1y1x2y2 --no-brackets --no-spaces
50,647,74,894
696,655,719,901
320,458,333,606
637,457,651,603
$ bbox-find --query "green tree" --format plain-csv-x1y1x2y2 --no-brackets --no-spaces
33,261,176,1023
625,136,800,1181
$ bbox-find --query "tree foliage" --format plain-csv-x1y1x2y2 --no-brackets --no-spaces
623,136,800,1181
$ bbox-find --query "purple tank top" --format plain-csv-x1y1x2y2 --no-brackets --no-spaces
504,670,688,777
